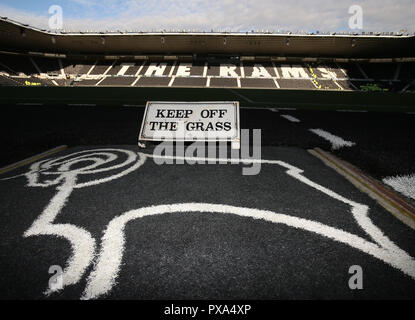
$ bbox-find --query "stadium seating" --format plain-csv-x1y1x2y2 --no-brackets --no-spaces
0,53,414,92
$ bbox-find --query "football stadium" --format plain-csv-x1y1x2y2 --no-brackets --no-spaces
0,0,414,312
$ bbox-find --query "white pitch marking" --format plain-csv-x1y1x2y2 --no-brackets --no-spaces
20,149,146,294
4,149,415,299
228,89,255,103
122,104,145,108
67,104,96,107
383,174,415,201
0,145,66,177
280,114,300,123
310,128,356,150
81,152,415,299
241,107,275,110
25,176,95,296
269,108,279,113
16,103,44,106
337,109,368,113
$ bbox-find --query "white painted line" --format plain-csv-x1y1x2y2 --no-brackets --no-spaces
310,78,319,89
333,80,343,90
80,151,415,299
14,149,147,295
86,61,97,76
229,89,255,103
58,58,66,77
52,80,59,86
406,112,415,115
0,145,67,176
168,61,177,77
103,61,116,76
168,76,175,87
281,114,300,122
131,76,141,87
273,78,280,88
337,109,368,113
336,63,348,77
95,76,107,86
16,103,44,106
277,107,296,111
4,148,415,299
240,62,245,78
206,76,211,87
122,104,145,108
237,77,241,88
383,174,415,201
269,108,279,112
309,128,356,150
203,62,208,78
271,61,280,78
67,104,97,107
135,62,145,77
401,81,413,93
241,107,275,110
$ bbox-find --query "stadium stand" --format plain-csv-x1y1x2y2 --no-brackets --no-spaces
0,17,414,92
0,54,414,91
98,76,136,86
62,60,95,76
400,63,415,79
0,53,38,76
31,57,61,76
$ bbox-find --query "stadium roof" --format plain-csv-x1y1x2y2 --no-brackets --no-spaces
1,17,414,58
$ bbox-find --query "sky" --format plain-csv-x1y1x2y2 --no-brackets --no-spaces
0,0,413,33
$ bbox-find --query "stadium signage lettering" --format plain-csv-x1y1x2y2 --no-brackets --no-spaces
139,101,240,143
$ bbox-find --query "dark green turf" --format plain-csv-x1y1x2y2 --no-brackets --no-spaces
0,86,414,111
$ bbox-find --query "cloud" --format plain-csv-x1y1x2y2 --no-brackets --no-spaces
0,0,413,32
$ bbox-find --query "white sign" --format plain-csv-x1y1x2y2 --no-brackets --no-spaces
139,101,240,142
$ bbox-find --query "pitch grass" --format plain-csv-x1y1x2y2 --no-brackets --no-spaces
0,86,414,112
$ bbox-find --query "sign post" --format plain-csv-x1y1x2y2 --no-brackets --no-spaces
139,101,240,149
